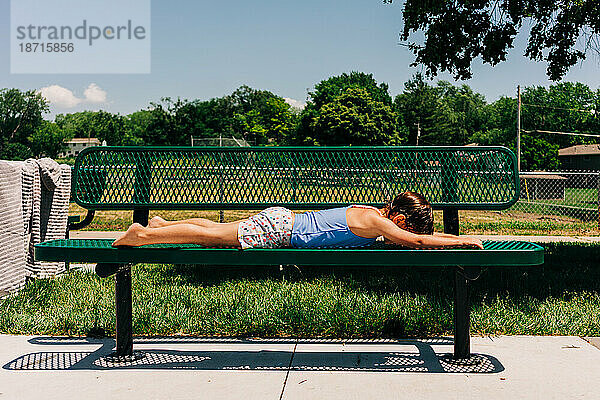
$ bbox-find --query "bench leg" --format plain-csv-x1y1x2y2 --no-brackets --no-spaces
453,267,471,360
105,265,144,362
115,267,133,357
105,208,148,362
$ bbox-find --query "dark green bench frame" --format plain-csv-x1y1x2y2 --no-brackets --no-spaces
35,146,544,362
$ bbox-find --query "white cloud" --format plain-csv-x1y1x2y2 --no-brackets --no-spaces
39,85,82,108
38,83,108,108
284,97,306,110
83,83,108,104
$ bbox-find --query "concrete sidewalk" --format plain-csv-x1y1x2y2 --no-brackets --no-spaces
70,230,600,243
1,335,599,399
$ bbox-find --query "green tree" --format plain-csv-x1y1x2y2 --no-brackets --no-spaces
310,72,392,109
309,87,400,146
470,82,600,170
0,142,33,161
0,88,48,149
137,99,183,145
263,97,297,144
191,97,236,139
393,0,600,80
519,82,599,170
228,86,297,145
521,136,560,171
395,75,487,145
29,121,70,158
293,72,395,145
140,88,296,146
471,96,517,146
123,110,152,145
521,82,598,148
232,95,296,145
233,109,267,145
139,97,234,146
55,111,129,145
394,74,449,145
436,81,487,144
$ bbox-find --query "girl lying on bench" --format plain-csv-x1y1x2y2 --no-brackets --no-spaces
112,191,483,249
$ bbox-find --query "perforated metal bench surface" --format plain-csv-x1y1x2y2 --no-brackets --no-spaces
36,239,543,267
69,146,520,210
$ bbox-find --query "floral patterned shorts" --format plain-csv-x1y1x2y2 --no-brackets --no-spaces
237,207,294,249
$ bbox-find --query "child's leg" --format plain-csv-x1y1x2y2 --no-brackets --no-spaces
149,215,217,228
149,215,246,228
112,222,241,247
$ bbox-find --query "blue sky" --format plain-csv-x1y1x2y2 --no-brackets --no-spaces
1,0,599,118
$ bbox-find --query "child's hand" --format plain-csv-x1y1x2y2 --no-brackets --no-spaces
461,237,484,249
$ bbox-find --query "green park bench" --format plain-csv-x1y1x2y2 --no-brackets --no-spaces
35,146,544,362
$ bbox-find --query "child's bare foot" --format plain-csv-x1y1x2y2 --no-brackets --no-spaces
112,223,147,247
148,216,166,228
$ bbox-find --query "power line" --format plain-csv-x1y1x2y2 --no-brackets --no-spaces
522,103,596,114
523,129,600,138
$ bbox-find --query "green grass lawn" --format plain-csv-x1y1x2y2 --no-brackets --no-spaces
513,188,599,221
534,188,597,209
1,243,600,338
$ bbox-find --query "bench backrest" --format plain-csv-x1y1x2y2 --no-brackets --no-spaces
72,146,519,211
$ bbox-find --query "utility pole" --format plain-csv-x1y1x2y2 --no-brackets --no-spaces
218,133,224,223
415,120,421,146
414,120,421,171
517,85,521,172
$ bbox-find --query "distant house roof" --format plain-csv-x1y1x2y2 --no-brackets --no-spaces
558,144,600,156
520,174,567,180
66,138,101,144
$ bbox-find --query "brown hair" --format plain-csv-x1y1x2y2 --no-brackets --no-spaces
385,191,433,235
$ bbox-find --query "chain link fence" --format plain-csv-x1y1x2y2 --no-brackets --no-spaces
512,171,599,224
190,136,253,147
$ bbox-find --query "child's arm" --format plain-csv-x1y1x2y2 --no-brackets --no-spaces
433,232,462,238
370,215,483,249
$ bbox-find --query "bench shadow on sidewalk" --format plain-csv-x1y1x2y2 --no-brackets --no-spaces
3,337,504,374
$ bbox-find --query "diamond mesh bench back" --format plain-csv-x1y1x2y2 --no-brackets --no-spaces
72,146,519,210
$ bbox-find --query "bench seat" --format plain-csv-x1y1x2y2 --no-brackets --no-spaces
36,239,543,266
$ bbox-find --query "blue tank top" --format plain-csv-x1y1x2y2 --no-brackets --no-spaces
291,206,378,248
